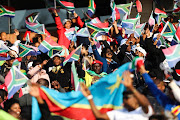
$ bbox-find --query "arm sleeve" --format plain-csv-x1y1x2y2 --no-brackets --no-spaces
142,73,173,108
169,80,180,102
92,45,107,72
27,65,40,77
76,16,84,28
103,41,120,64
115,34,123,45
55,16,70,49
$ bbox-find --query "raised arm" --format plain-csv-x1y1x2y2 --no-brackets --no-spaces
74,12,84,28
122,71,151,114
81,83,109,120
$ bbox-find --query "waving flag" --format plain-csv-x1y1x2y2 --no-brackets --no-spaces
88,0,96,17
89,17,101,24
65,26,79,42
0,5,15,17
5,66,28,99
25,12,45,34
38,37,63,53
116,2,133,15
56,0,75,12
173,2,180,15
76,28,89,37
121,17,139,30
136,0,142,12
154,8,167,16
174,23,180,43
0,42,10,53
63,45,82,66
19,43,39,57
148,11,155,26
136,13,141,25
86,23,109,39
136,22,146,30
161,20,176,38
25,33,30,45
162,44,180,68
110,0,120,21
32,62,130,120
71,61,80,91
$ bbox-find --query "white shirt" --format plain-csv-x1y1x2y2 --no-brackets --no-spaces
107,105,153,120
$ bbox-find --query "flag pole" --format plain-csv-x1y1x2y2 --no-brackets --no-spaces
8,0,11,34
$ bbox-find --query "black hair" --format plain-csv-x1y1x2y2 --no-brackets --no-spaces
101,47,111,58
123,90,133,97
82,44,89,50
149,114,167,120
37,78,49,87
148,69,165,81
0,89,7,101
32,60,41,67
4,98,20,112
32,34,43,44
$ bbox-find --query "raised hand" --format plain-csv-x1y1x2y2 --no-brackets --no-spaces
122,71,133,89
80,82,91,97
29,83,40,98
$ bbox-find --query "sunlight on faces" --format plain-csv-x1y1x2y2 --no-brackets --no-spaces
9,103,21,116
53,56,62,66
64,21,72,29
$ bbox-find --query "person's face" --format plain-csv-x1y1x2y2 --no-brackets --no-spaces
145,28,150,35
81,46,88,56
92,63,102,74
137,50,144,57
156,81,165,92
34,42,40,47
7,59,15,67
53,56,62,66
64,21,72,29
1,32,7,41
72,18,76,23
126,45,131,52
123,94,139,111
9,103,21,116
105,48,113,59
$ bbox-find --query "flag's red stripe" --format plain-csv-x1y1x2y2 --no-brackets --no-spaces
61,1,74,7
2,5,15,12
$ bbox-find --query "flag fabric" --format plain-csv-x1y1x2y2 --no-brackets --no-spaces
0,42,10,53
136,0,142,12
32,62,130,120
38,37,63,53
19,43,38,57
82,10,92,23
121,17,139,30
135,13,141,25
64,26,79,42
76,28,89,37
0,110,18,120
136,22,146,30
174,22,180,43
154,8,167,17
110,0,120,21
116,2,133,15
63,45,82,66
25,33,30,45
89,17,101,24
154,8,168,25
173,2,180,15
5,66,28,99
71,61,80,91
25,12,45,34
88,0,96,17
161,20,176,38
86,23,109,39
162,44,180,68
56,0,75,12
148,11,155,26
0,5,15,17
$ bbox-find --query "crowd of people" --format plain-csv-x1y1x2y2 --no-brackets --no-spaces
0,1,180,120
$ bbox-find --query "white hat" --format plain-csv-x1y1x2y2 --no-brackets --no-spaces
135,46,147,56
63,19,71,25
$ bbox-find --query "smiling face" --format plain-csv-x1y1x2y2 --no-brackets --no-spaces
9,103,21,116
105,48,113,59
64,21,72,29
53,56,62,66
